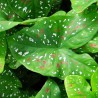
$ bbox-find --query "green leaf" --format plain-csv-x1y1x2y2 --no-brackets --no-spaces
35,79,61,98
0,32,6,73
7,0,56,19
8,9,98,79
8,36,98,79
0,21,20,32
70,0,97,13
0,66,30,98
0,17,47,32
0,12,7,21
91,68,98,97
0,0,22,21
64,75,95,98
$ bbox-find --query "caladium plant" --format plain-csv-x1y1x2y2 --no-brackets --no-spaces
0,0,98,98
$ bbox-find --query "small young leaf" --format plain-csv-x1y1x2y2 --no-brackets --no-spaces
35,79,61,98
64,75,95,98
70,0,97,13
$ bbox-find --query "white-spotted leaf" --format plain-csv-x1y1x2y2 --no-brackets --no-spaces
0,0,22,21
0,66,30,98
70,0,97,13
7,0,60,19
8,9,98,80
35,79,61,98
64,75,95,98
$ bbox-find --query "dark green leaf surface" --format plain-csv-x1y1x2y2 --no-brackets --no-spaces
0,0,22,21
7,0,57,19
0,32,6,73
35,79,61,98
0,66,29,98
70,0,97,13
64,75,94,98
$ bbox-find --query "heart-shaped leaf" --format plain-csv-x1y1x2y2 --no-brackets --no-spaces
64,75,95,98
0,32,6,73
8,9,98,79
70,0,97,13
0,66,30,98
35,79,61,98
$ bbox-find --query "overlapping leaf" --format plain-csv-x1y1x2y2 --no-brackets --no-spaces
70,0,97,13
64,75,94,98
8,8,98,80
0,21,20,32
0,32,6,73
0,17,47,32
0,0,22,21
0,66,30,98
34,79,61,98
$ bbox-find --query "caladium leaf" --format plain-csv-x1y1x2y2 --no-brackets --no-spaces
64,75,95,98
7,37,98,80
0,0,22,21
35,79,61,98
7,0,56,19
70,0,97,13
0,66,30,98
8,9,98,79
0,32,6,73
91,68,98,97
